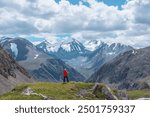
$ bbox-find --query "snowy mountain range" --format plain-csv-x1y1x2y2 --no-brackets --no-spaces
84,40,103,51
37,39,106,53
0,37,85,82
36,39,133,78
37,38,86,53
0,37,133,80
36,38,90,60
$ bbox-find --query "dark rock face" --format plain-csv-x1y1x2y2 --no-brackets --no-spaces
118,81,150,90
87,47,150,90
87,43,133,73
0,46,33,95
31,59,85,82
0,37,33,61
0,37,85,82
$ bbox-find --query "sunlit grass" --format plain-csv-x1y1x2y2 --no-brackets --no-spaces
127,89,150,99
0,82,95,100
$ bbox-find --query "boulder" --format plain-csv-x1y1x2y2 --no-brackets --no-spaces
92,83,118,100
101,85,118,100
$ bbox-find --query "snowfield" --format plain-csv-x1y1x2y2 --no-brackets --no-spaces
10,43,18,58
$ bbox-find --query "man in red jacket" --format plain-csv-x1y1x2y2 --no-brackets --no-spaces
63,68,69,83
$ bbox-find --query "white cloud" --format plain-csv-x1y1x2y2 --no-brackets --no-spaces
0,0,150,48
30,33,58,44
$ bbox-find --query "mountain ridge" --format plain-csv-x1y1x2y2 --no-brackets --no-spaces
87,46,150,90
0,46,33,95
36,39,133,78
0,37,85,82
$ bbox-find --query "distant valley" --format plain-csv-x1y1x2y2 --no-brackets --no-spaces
36,39,132,78
0,37,150,95
0,37,85,83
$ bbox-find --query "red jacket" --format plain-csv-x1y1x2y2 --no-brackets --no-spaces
63,70,68,77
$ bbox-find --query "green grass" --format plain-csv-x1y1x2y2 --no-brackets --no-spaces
0,82,97,100
1,82,150,100
127,89,150,99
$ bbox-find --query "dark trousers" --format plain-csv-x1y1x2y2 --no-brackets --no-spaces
63,76,69,83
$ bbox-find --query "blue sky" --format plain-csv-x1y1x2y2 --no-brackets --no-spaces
27,36,45,43
55,0,127,9
98,0,127,9
0,0,150,48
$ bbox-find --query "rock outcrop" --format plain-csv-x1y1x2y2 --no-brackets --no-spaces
0,46,33,95
92,83,118,100
22,87,50,100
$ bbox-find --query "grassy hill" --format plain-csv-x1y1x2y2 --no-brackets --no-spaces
0,82,96,100
0,82,150,100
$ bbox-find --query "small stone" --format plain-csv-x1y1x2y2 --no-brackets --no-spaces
116,90,128,100
22,87,34,96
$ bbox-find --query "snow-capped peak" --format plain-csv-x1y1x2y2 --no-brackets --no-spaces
60,43,71,52
60,38,85,52
72,38,81,45
37,40,60,52
36,38,86,53
40,40,53,47
84,40,102,51
84,40,132,52
43,40,51,45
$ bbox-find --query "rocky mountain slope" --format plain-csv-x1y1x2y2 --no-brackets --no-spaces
87,47,150,90
0,46,33,95
82,42,132,76
37,39,132,78
0,37,85,82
